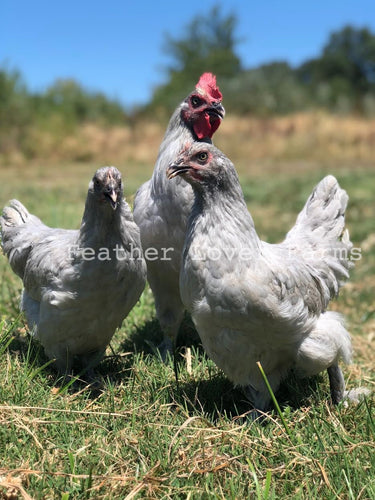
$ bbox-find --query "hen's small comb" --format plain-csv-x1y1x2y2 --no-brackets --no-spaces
183,141,192,152
195,73,222,101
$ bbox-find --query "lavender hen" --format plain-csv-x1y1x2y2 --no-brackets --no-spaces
167,143,368,413
1,167,146,375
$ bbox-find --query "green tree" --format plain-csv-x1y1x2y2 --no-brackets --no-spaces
150,4,241,114
0,66,33,155
0,66,31,128
298,26,375,111
43,79,127,126
224,62,308,115
321,26,375,92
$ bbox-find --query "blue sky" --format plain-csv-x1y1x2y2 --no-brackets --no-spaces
2,0,375,108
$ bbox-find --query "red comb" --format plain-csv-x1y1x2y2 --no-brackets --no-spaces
195,73,222,101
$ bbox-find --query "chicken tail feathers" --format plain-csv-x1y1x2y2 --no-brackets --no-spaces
295,311,352,378
284,176,353,297
290,175,348,242
1,200,42,279
1,199,31,228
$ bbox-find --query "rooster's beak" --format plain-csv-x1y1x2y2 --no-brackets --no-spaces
207,101,225,120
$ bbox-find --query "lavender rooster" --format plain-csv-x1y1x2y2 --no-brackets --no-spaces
134,73,225,357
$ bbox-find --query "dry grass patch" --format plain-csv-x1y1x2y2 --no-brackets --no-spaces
2,111,375,173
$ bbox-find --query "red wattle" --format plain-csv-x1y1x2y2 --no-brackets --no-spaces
193,113,220,139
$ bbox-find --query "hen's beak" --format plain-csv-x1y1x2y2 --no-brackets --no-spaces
106,189,118,209
167,163,191,179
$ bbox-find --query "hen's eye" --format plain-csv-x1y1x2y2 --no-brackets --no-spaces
94,179,100,187
191,96,203,108
197,152,208,162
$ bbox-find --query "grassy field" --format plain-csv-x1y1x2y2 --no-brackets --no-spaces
0,125,374,498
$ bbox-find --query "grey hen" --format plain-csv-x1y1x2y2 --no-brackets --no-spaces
167,143,368,412
133,73,224,357
1,167,146,375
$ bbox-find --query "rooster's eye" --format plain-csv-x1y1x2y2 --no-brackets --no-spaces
191,96,203,108
197,152,208,162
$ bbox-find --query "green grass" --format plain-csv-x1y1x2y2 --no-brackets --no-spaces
0,160,374,499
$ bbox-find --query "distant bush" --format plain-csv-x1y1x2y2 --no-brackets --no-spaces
219,62,309,116
0,67,128,160
0,67,33,156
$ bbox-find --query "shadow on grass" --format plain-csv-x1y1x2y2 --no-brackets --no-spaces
119,312,202,359
170,369,325,424
2,311,201,396
3,314,326,415
3,320,134,396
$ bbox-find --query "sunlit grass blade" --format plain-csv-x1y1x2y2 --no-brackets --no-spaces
256,361,291,437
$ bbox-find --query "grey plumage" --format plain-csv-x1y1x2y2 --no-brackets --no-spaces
167,143,368,412
1,166,146,374
133,73,224,356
